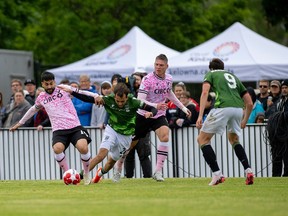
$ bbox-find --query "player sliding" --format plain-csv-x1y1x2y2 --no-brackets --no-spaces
58,82,158,183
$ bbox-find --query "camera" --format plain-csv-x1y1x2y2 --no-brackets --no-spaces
117,75,136,95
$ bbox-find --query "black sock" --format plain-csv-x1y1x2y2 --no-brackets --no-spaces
233,143,250,170
201,144,220,172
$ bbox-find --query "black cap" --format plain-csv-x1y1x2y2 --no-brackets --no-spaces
281,79,288,87
24,79,36,85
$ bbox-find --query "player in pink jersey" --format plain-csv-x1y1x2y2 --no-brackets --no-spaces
9,72,92,185
114,54,191,182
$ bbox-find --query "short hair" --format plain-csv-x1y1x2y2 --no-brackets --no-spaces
111,74,122,83
209,58,224,70
113,82,130,97
11,79,22,86
156,54,168,63
60,78,70,84
79,74,90,81
41,71,55,81
181,91,191,98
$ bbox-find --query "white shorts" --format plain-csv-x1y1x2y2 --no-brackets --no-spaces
100,125,132,161
201,107,243,136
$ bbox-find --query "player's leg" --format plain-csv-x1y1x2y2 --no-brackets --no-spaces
53,142,69,172
153,124,169,182
72,127,92,185
197,131,224,185
92,155,116,183
228,108,254,185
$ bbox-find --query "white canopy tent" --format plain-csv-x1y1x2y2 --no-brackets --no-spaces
164,22,288,83
48,26,180,83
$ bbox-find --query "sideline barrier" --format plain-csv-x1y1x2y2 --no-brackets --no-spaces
0,125,271,180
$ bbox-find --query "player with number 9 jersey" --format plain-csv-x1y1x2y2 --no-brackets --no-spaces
204,70,247,109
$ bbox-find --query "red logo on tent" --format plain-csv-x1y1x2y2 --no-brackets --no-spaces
107,45,131,60
213,42,239,57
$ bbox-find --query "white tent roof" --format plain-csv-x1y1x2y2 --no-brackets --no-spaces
48,26,180,83
166,22,288,82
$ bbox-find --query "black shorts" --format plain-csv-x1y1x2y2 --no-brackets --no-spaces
52,126,91,150
133,114,168,140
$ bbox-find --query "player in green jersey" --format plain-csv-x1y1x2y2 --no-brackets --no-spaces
58,82,157,184
196,58,254,186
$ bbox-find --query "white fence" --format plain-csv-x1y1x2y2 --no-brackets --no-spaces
0,125,271,180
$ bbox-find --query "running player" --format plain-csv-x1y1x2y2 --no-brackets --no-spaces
196,58,254,186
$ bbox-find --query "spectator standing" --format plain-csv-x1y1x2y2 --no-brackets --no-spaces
265,80,281,119
3,90,32,128
256,80,270,111
24,79,37,105
6,79,24,110
72,74,96,126
0,92,6,127
196,58,254,186
169,91,198,128
246,87,265,124
266,79,288,177
90,81,112,128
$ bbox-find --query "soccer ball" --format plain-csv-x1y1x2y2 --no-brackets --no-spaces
63,169,81,185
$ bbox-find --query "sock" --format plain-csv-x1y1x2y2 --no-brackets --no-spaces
81,152,91,174
201,144,220,172
155,142,169,173
115,157,125,173
54,152,69,172
99,167,108,177
232,142,250,170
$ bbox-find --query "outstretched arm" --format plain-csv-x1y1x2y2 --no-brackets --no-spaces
10,106,39,131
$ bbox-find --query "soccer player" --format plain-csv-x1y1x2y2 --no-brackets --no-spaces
196,58,254,186
9,71,92,185
58,82,158,183
115,54,191,182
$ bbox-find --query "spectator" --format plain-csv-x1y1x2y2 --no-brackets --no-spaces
255,112,265,123
246,87,265,124
93,81,101,93
169,91,198,128
6,79,24,110
72,74,96,126
111,74,122,91
0,92,6,127
3,90,32,128
33,87,51,130
90,81,112,128
24,79,37,105
266,79,288,177
265,80,281,119
59,78,70,85
256,80,270,111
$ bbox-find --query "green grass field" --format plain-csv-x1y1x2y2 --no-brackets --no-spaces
0,177,287,216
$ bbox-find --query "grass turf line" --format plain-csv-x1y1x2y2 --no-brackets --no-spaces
0,178,287,216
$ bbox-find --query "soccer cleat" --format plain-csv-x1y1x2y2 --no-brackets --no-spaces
92,167,102,183
153,171,164,182
112,171,121,183
208,175,225,186
83,173,91,185
246,172,254,185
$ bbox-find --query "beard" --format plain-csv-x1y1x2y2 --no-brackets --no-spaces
45,87,55,94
